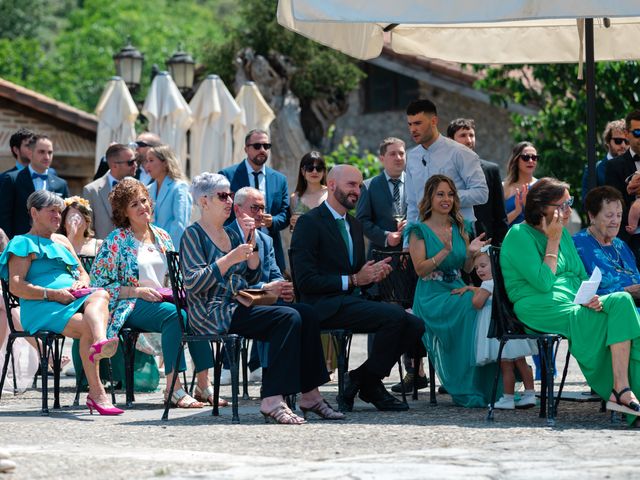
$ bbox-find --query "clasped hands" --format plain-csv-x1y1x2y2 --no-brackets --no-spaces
354,257,393,285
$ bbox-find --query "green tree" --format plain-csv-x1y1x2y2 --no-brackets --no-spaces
475,62,640,204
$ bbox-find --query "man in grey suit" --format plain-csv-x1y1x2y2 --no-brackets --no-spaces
82,144,137,239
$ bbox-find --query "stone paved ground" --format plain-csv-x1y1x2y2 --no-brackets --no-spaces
1,336,639,479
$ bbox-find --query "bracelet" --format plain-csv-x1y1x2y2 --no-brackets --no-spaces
43,288,48,301
431,257,438,268
544,253,558,259
351,274,358,287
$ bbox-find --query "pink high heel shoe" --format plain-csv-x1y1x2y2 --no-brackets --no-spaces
86,396,124,416
88,337,119,363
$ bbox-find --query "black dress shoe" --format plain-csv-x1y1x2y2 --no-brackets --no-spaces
336,371,360,412
391,373,429,393
360,382,410,411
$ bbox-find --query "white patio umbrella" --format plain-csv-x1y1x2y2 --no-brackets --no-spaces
277,0,640,188
189,74,243,175
142,71,193,172
94,76,138,170
233,81,276,163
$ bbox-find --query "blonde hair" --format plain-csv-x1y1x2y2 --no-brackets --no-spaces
148,145,186,182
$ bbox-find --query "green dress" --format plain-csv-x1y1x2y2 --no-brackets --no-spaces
501,223,640,424
407,222,500,407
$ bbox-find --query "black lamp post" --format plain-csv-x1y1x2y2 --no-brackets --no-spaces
112,38,144,94
166,45,196,100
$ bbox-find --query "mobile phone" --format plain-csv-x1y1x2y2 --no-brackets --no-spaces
246,229,254,244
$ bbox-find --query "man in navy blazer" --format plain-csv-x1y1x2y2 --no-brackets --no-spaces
2,128,34,176
219,129,290,272
0,135,69,238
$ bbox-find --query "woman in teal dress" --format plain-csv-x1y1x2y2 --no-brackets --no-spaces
0,191,121,415
501,177,640,423
407,174,497,407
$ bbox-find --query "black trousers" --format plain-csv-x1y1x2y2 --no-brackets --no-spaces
228,303,330,398
322,296,425,379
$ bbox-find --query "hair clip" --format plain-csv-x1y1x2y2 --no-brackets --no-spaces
479,244,491,253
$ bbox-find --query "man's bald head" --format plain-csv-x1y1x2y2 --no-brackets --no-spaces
327,164,363,213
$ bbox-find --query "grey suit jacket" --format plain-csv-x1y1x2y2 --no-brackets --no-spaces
82,174,114,240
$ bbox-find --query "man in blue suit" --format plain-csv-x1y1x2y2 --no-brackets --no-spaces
219,129,290,272
0,135,69,238
2,128,34,175
221,186,295,383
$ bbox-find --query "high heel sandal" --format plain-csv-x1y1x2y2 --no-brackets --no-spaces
194,384,229,407
88,337,119,363
86,396,124,416
606,387,640,416
300,399,346,420
260,402,306,424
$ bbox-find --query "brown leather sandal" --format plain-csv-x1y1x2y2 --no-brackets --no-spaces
194,385,229,407
260,402,306,424
300,399,346,420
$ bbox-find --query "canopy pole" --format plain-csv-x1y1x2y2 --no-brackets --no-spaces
585,18,597,192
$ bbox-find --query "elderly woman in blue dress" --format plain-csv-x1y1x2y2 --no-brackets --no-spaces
573,186,640,302
0,191,121,415
180,172,342,424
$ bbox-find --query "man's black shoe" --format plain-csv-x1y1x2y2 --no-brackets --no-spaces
359,382,410,411
390,373,429,393
336,371,360,412
438,385,448,394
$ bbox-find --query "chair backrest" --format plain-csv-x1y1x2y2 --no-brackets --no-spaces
166,251,188,335
78,255,95,274
371,250,418,309
488,246,527,338
1,278,20,334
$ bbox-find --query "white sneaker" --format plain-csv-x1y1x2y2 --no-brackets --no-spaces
515,392,536,409
219,369,231,385
493,396,515,410
249,368,262,383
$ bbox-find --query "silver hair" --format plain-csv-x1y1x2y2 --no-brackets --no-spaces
190,172,230,204
27,190,64,213
234,186,262,206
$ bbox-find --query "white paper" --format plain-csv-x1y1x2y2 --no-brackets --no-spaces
573,267,602,305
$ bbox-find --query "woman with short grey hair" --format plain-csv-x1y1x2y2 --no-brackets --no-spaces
0,191,121,415
190,172,230,207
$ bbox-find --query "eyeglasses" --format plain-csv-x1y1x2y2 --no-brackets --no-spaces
546,196,574,212
519,154,539,162
247,143,272,151
214,192,234,202
303,164,325,173
630,129,640,139
248,204,265,213
113,160,136,166
611,137,630,145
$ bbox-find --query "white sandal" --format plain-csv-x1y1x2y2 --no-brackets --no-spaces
194,384,229,407
164,388,204,409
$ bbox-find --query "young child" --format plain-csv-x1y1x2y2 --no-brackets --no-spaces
467,249,538,410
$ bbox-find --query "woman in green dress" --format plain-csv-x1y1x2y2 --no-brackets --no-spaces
407,174,496,407
501,177,640,422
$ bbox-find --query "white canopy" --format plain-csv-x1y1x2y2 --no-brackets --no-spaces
142,72,193,172
233,81,276,164
277,0,640,63
189,75,243,176
94,77,138,169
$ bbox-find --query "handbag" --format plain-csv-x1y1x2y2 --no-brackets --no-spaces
235,288,278,307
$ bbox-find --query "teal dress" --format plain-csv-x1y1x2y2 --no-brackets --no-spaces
0,234,87,334
407,222,500,407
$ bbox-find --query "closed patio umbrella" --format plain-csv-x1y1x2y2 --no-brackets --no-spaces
277,0,640,189
189,74,243,176
233,81,276,163
94,76,138,170
142,72,193,173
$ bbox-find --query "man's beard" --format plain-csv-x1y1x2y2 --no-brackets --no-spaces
250,153,268,166
335,187,357,210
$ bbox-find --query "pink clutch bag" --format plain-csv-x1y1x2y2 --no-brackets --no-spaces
70,287,100,298
157,287,175,302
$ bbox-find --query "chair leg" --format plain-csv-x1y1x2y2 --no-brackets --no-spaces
38,337,50,415
10,342,19,394
224,336,241,423
213,342,223,417
397,360,407,405
333,331,347,410
428,357,437,405
412,353,420,401
107,359,116,406
0,336,15,402
52,337,61,409
122,331,138,408
540,338,556,426
161,342,185,421
241,339,249,400
538,339,547,420
74,359,85,407
553,345,571,416
487,340,506,421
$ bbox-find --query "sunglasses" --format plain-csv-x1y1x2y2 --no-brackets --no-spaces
113,160,136,166
546,196,574,212
215,191,234,202
248,204,265,213
303,164,325,173
247,143,272,151
519,154,539,162
611,137,630,145
631,129,640,139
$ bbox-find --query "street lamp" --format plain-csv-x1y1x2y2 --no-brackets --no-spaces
166,45,196,98
113,38,144,93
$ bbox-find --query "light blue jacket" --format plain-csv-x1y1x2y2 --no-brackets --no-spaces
148,177,192,246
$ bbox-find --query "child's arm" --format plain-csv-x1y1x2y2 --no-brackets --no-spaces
471,288,491,309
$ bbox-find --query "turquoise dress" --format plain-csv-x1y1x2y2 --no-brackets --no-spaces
407,222,500,407
0,234,88,334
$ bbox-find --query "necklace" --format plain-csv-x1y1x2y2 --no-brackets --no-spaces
586,228,635,275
